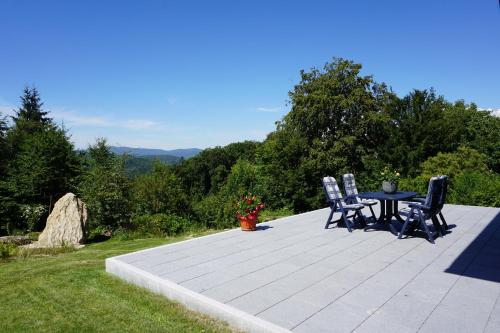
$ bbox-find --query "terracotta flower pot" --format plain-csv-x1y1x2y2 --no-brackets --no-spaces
239,215,257,231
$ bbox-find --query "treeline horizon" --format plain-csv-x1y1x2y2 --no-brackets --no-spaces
1,58,499,237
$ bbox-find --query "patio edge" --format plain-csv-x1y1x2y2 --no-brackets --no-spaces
105,257,291,333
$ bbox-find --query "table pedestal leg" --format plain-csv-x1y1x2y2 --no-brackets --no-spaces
365,199,398,235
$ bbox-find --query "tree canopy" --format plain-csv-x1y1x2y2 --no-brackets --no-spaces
1,59,499,237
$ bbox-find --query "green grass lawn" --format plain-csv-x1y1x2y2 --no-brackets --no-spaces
0,235,236,333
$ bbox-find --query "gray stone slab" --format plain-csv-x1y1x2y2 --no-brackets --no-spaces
485,292,500,333
258,297,323,330
420,277,500,333
292,300,367,333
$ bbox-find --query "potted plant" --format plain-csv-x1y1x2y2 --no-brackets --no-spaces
236,192,265,231
380,166,401,193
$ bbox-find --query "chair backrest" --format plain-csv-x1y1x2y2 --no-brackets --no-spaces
424,176,442,214
322,176,343,202
342,173,359,198
438,175,448,208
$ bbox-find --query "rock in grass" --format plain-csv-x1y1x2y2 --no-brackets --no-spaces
0,236,31,246
35,193,88,248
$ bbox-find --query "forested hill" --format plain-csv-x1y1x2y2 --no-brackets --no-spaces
110,146,201,177
110,146,201,158
123,155,181,178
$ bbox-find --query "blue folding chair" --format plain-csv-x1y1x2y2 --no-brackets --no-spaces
322,176,366,232
398,177,443,243
342,173,378,221
409,175,449,232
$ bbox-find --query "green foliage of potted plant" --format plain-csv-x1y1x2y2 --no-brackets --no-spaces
236,192,265,231
380,166,401,193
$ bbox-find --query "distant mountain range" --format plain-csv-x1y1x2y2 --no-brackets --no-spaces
110,146,201,158
108,146,202,177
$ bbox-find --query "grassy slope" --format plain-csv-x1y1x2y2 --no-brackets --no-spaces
0,237,235,333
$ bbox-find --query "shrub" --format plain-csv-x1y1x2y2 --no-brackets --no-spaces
131,162,190,216
19,204,47,232
400,146,494,197
193,193,237,229
0,243,17,261
130,214,192,236
449,171,500,207
259,207,294,222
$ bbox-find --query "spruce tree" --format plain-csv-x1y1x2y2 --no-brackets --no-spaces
12,86,51,125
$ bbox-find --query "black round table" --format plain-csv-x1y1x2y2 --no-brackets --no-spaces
358,191,417,233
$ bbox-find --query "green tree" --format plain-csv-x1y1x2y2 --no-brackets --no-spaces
12,87,51,125
257,58,393,212
78,139,131,231
0,113,17,235
3,89,81,233
6,124,81,205
131,161,189,216
381,89,452,176
399,146,494,204
175,140,260,197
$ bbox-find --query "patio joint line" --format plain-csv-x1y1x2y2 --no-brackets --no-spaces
177,224,349,284
349,206,491,333
153,222,326,275
259,206,469,324
291,238,424,331
482,221,500,333
133,214,326,267
483,288,500,333
251,233,399,316
224,232,388,305
416,208,500,332
124,231,243,264
173,224,346,284
196,228,378,294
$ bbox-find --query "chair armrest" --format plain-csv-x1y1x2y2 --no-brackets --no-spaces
407,202,430,210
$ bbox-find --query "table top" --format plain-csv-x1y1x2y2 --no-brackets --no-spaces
358,191,417,201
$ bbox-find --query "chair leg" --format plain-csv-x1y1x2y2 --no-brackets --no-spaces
418,211,435,244
325,206,335,229
357,210,367,227
341,209,353,232
368,205,376,220
431,215,443,237
398,208,414,239
439,212,448,230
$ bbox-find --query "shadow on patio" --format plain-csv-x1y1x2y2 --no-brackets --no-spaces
445,211,500,283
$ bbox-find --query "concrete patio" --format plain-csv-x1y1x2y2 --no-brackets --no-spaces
106,203,500,333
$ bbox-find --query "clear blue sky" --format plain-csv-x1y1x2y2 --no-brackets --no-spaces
1,0,499,149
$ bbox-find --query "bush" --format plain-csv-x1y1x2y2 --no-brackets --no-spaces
399,146,495,198
193,193,237,229
129,214,192,236
131,162,190,216
0,243,17,261
259,207,294,222
19,204,47,232
449,171,500,207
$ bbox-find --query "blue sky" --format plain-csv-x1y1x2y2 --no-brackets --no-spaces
1,0,499,149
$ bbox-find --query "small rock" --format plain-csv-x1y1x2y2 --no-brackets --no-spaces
0,236,31,246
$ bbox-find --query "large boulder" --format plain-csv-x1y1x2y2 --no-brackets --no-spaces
36,193,88,247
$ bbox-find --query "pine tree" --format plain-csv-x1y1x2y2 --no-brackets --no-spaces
3,88,82,233
12,86,51,125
